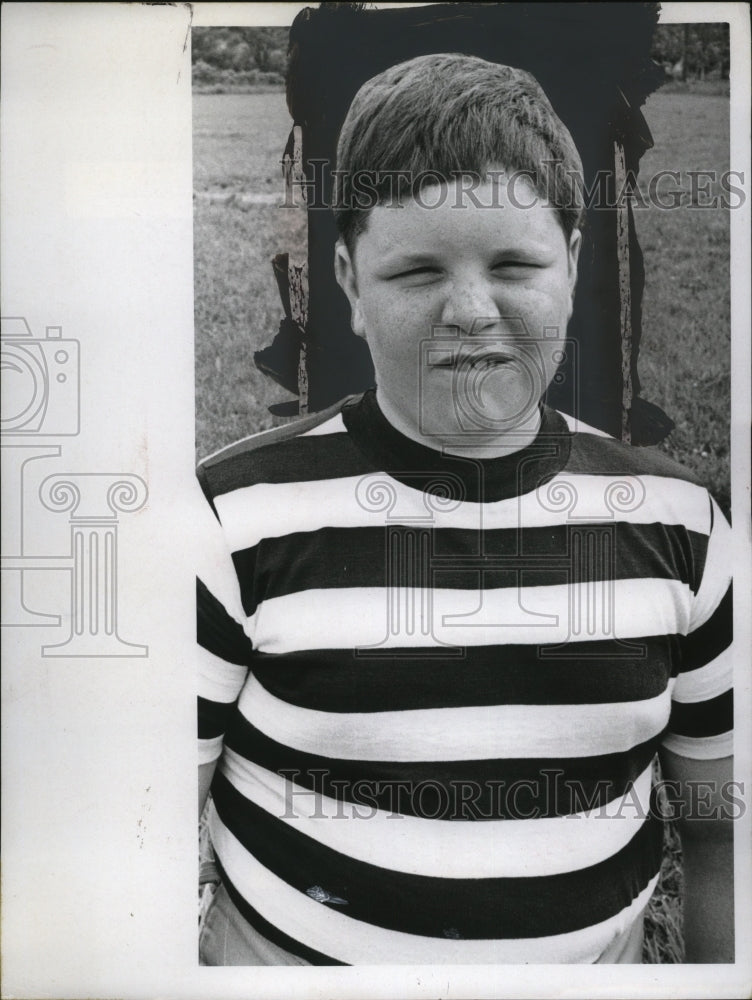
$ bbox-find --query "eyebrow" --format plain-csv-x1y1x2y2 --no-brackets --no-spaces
379,243,558,268
379,252,439,267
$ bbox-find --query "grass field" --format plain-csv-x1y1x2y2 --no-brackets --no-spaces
635,89,731,517
193,86,732,963
193,93,304,453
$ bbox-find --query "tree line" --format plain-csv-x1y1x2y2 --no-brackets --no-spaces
192,23,730,89
652,24,730,81
192,27,288,87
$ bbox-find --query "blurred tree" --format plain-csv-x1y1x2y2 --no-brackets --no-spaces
651,23,730,80
231,40,253,72
192,27,289,74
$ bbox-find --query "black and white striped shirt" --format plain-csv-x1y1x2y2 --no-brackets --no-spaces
197,391,732,964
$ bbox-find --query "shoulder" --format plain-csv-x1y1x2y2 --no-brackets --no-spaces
555,410,717,537
558,410,704,487
196,394,363,506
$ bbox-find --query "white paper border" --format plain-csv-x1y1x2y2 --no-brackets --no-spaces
1,2,750,998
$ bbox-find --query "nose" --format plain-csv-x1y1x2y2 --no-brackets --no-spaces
439,276,501,336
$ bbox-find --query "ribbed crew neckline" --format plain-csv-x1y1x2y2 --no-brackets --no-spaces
342,389,572,503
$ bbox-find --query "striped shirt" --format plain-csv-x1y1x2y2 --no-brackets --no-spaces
197,391,733,965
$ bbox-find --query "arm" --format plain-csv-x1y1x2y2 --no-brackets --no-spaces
197,573,251,818
658,747,734,963
194,469,253,836
199,759,217,818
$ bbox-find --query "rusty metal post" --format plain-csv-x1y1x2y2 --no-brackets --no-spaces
282,124,310,415
614,140,633,444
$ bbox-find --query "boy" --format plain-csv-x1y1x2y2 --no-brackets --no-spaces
197,54,733,964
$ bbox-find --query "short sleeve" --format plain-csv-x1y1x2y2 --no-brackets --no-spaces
662,496,733,760
196,473,253,765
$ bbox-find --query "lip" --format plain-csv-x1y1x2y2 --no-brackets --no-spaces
429,349,519,369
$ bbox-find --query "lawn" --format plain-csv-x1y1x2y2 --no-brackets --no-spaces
193,92,294,194
635,88,731,517
193,85,732,964
193,92,304,456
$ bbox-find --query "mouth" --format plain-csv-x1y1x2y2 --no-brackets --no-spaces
429,349,519,370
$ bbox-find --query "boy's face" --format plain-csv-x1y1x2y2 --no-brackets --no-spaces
335,173,581,451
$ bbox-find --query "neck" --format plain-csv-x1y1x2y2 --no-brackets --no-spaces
375,392,544,459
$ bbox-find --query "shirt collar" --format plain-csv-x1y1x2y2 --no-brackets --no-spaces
342,389,572,503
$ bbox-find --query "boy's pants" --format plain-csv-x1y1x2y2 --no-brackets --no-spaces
199,883,311,966
198,881,645,966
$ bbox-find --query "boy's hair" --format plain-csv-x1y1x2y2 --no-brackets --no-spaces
334,53,585,252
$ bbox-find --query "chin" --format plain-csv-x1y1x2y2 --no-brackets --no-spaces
452,393,539,433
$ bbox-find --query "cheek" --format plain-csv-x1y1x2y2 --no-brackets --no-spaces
512,283,572,332
363,289,437,348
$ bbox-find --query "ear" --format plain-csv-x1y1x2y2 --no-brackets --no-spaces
334,240,366,336
566,228,582,317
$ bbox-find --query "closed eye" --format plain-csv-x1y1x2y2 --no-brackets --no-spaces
392,266,440,278
492,260,545,279
493,260,542,270
386,265,442,283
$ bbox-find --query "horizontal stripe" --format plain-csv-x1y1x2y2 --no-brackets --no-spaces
680,583,733,671
246,578,693,653
661,730,733,761
249,637,675,713
198,646,249,703
198,696,236,740
301,414,346,437
214,473,712,555
199,735,223,765
215,856,343,965
192,514,248,623
234,520,706,616
198,421,299,467
224,716,659,818
220,750,653,878
211,777,663,940
689,500,732,631
197,578,254,666
668,689,733,738
204,432,372,504
213,827,660,964
560,413,612,438
672,644,733,705
199,399,354,468
565,426,704,485
238,674,673,762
